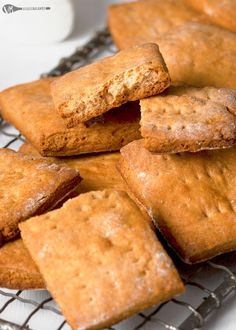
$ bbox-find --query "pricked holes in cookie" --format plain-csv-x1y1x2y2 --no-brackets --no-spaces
139,270,148,277
202,210,209,219
103,237,113,248
89,297,95,304
50,225,57,230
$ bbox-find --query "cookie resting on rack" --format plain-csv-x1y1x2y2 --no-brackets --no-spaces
0,148,81,244
119,140,236,264
140,86,236,153
51,43,170,127
0,239,44,289
20,190,184,330
0,78,141,156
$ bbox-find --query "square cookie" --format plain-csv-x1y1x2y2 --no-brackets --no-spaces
140,86,236,153
0,239,44,289
0,78,141,156
157,22,236,89
108,0,205,49
119,140,236,263
19,142,127,194
51,43,170,127
20,190,184,330
19,142,150,221
0,148,81,244
187,0,236,32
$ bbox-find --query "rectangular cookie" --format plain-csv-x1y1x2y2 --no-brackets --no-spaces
51,43,170,127
187,0,236,32
20,142,151,222
119,140,236,264
109,8,236,90
0,148,81,244
157,22,236,89
19,142,127,194
0,239,44,289
20,190,184,330
0,78,141,156
0,145,126,291
108,0,206,49
140,86,236,153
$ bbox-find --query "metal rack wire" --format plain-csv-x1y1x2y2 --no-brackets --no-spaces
0,28,236,330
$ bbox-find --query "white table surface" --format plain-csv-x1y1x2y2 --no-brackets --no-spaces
0,1,236,329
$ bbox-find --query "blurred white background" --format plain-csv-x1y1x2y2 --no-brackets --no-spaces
0,0,124,89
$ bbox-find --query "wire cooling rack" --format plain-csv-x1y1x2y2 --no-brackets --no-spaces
0,28,236,330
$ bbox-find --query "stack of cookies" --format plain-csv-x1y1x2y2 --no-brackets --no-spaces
0,0,236,329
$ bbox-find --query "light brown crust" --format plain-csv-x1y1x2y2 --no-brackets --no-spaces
0,239,44,289
0,79,141,156
19,142,127,194
109,15,236,90
19,142,151,222
140,86,236,153
20,190,184,330
1,144,126,290
0,148,81,244
51,43,170,127
157,23,236,89
187,0,236,32
108,0,206,49
119,140,236,264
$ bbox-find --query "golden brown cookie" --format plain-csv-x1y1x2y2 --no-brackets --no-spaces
119,140,236,264
0,78,141,156
187,0,236,32
0,239,44,289
19,142,151,221
140,86,236,153
158,23,236,89
20,190,184,330
19,142,127,194
109,17,236,90
108,0,206,49
51,43,170,127
0,146,126,291
0,148,81,244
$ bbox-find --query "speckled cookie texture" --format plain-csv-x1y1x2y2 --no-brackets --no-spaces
0,148,81,244
108,0,206,49
109,19,236,90
51,43,170,127
20,190,184,330
157,23,236,89
119,140,236,264
19,142,127,194
140,86,236,153
187,0,236,32
0,239,44,289
0,79,141,156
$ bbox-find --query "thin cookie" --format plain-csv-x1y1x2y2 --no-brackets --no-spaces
0,148,81,244
20,190,184,330
19,142,127,193
187,0,236,32
51,43,170,127
0,239,44,289
157,23,236,89
108,0,206,49
0,79,141,156
119,140,236,264
140,86,236,153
